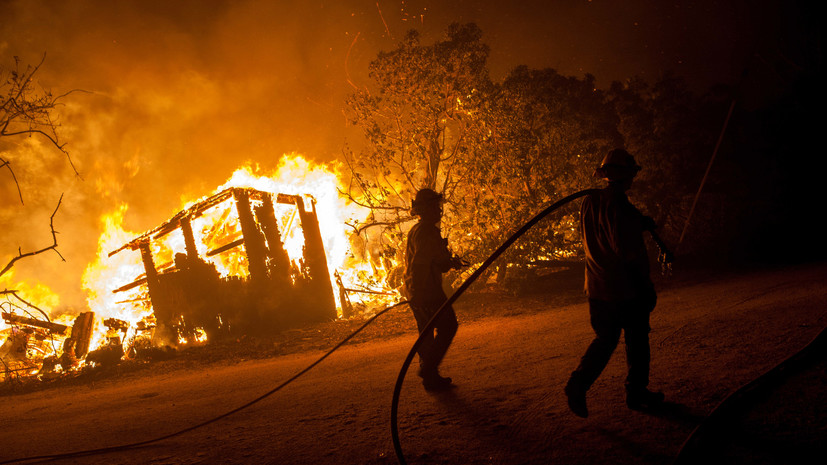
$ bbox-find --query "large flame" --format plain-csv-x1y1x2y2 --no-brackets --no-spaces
2,153,402,379
78,154,395,347
80,204,149,351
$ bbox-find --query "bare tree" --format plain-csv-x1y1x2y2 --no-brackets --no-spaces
1,54,79,278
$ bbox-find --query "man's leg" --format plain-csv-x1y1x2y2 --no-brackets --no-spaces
411,304,454,390
623,299,664,409
566,299,622,417
411,304,436,375
429,306,458,369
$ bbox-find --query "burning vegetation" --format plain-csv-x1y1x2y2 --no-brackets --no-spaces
1,156,399,384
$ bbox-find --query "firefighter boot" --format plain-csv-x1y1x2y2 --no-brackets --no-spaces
422,374,453,391
419,366,453,391
564,374,589,418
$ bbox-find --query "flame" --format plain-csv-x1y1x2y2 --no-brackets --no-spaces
81,204,151,350
3,153,403,379
1,270,64,329
204,155,400,312
1,270,69,378
216,157,350,273
81,154,396,337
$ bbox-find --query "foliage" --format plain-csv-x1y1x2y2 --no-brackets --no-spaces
343,23,722,288
341,23,493,279
608,74,731,246
343,23,491,218
463,66,620,276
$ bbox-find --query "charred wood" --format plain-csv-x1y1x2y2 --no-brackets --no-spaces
233,188,269,283
255,194,291,285
294,196,337,321
206,238,244,257
1,312,68,335
68,312,95,358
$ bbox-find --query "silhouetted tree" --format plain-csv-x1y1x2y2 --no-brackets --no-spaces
608,74,728,253
1,55,78,278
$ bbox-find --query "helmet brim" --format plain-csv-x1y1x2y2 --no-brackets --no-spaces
594,164,641,181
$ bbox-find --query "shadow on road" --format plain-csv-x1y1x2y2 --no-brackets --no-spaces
634,401,706,427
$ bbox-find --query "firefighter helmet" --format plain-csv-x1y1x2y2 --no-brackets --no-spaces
411,188,443,216
593,149,641,181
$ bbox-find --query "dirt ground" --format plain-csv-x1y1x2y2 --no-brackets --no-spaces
1,262,825,464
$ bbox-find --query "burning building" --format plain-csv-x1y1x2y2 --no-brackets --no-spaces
107,187,338,345
2,157,398,382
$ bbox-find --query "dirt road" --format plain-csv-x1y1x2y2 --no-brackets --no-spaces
2,263,825,464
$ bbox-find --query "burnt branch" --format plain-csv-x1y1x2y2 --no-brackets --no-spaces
0,157,24,204
0,289,50,319
345,217,413,236
0,194,65,278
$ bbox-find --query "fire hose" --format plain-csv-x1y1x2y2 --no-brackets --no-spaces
3,187,664,464
0,300,410,464
390,188,600,465
390,187,679,464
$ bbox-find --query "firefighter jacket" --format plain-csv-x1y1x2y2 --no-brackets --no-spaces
580,185,654,303
402,221,455,308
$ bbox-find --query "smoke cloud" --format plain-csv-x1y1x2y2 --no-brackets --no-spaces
0,0,393,311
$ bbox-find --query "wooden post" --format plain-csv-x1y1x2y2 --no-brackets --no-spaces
179,216,199,260
254,194,292,285
294,196,337,321
233,188,269,283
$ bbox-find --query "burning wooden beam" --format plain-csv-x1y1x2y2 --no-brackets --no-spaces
67,312,95,358
293,195,337,322
1,312,68,335
255,194,291,285
111,277,147,294
232,188,269,283
206,238,245,257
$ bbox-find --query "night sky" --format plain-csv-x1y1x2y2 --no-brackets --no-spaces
0,0,820,310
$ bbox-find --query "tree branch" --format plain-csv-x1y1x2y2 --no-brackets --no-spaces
2,53,84,187
0,289,51,320
0,194,65,278
337,187,409,212
346,217,413,236
0,157,24,204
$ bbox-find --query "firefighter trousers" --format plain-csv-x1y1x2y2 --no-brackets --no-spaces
570,297,653,392
410,302,458,378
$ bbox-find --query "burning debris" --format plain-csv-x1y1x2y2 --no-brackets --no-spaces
1,302,94,381
1,186,339,382
2,158,400,384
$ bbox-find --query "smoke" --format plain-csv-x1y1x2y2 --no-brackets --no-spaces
0,0,398,313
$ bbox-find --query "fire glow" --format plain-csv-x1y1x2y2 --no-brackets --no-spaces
1,154,398,381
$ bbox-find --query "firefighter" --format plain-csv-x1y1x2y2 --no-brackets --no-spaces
564,149,665,417
402,188,464,391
